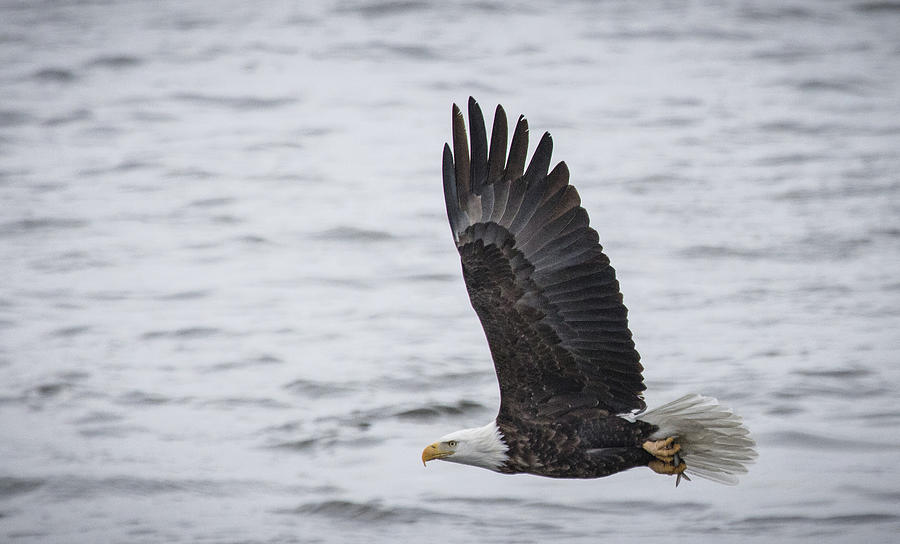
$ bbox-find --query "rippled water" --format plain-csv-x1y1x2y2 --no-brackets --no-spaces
2,1,899,542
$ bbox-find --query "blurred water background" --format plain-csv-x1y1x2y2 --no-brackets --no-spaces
1,0,899,542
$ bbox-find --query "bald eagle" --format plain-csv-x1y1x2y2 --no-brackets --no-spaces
422,98,757,485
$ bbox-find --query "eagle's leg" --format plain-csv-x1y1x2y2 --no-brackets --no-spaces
645,438,690,485
642,436,681,463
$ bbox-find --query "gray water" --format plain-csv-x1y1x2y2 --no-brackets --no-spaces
1,1,899,542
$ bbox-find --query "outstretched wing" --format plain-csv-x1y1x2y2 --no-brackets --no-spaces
442,98,645,417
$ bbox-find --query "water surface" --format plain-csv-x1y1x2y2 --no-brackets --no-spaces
1,1,899,542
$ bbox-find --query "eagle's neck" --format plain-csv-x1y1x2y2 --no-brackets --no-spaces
441,421,509,471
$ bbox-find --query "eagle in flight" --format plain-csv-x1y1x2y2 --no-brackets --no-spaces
422,98,756,485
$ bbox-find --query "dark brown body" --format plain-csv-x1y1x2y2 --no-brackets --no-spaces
496,412,657,478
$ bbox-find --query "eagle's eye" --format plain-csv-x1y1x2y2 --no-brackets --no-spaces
448,440,458,448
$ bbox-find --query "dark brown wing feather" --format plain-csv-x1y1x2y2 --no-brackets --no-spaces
443,98,646,417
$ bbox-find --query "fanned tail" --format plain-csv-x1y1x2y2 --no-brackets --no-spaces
638,394,757,485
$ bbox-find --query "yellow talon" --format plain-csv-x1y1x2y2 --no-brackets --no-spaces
648,459,687,475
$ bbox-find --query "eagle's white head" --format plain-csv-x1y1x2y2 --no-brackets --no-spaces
421,421,509,471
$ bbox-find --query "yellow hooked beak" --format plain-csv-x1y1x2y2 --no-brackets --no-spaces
422,442,453,466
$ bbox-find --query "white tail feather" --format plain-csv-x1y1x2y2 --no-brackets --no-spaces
638,394,757,485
